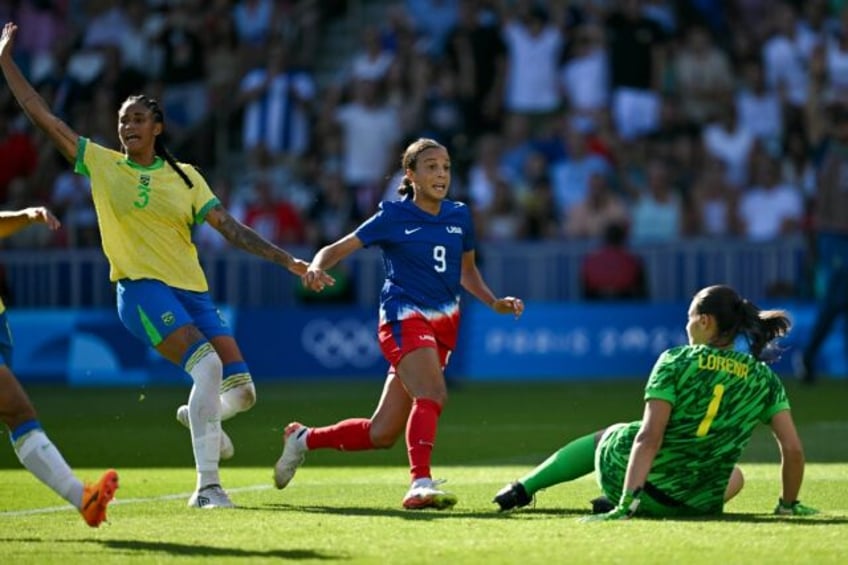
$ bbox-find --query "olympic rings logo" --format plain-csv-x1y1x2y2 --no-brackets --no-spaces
301,318,382,368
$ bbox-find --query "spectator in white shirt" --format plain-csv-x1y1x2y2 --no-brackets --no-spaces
502,5,564,116
738,153,804,241
560,24,609,115
702,101,756,189
334,79,402,213
762,3,815,108
736,58,783,144
349,26,395,83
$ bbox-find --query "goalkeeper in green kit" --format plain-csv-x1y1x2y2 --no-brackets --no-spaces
494,285,819,520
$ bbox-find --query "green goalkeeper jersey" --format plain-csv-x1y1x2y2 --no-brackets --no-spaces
641,344,790,508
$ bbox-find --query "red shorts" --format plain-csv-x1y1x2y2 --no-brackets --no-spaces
378,317,453,370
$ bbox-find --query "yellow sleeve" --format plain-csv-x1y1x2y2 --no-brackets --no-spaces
183,165,219,225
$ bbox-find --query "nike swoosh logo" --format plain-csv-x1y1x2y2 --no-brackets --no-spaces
83,491,99,510
404,228,422,235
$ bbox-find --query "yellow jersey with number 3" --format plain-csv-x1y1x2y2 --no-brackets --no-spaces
74,137,219,291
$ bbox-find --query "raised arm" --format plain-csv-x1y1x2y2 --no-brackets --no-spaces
0,23,80,162
460,250,524,317
204,204,311,277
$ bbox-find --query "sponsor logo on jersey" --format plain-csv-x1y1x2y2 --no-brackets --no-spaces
446,226,463,234
419,334,436,342
161,312,175,326
404,227,422,235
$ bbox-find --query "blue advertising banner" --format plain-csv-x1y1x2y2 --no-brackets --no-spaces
5,302,845,385
460,302,846,379
461,303,687,380
234,308,388,380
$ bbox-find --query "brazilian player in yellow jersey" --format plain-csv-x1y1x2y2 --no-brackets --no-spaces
0,21,333,509
493,285,819,519
0,207,119,527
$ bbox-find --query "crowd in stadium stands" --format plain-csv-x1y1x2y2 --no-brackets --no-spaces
0,0,844,253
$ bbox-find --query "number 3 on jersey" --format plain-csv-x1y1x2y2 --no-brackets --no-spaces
433,245,446,272
695,384,725,437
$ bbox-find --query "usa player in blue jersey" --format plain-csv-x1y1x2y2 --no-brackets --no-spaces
274,138,524,509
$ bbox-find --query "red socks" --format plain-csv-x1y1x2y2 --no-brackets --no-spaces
301,397,444,482
406,398,443,481
305,418,374,451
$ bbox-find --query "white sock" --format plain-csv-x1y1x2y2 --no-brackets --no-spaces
13,429,84,508
184,342,223,490
220,381,256,421
411,477,433,489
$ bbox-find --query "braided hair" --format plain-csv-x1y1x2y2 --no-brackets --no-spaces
121,95,194,189
397,138,446,198
693,285,791,362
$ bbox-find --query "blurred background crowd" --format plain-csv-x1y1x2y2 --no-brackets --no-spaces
0,0,846,263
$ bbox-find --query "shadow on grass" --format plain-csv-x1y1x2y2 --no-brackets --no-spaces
247,505,848,525
0,538,343,560
251,503,587,520
710,513,848,525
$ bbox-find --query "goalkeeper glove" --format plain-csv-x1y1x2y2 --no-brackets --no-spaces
581,488,642,522
774,499,819,516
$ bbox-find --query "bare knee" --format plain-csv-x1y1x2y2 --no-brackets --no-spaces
416,390,448,408
724,466,745,502
370,428,402,449
0,368,38,430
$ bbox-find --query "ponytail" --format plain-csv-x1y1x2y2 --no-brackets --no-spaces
398,176,414,197
737,301,791,361
154,135,194,189
693,285,791,362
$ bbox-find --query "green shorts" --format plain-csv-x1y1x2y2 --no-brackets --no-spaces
595,423,721,518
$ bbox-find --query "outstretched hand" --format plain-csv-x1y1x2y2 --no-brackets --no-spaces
492,296,524,318
25,207,61,230
302,268,336,292
0,22,18,61
288,258,310,277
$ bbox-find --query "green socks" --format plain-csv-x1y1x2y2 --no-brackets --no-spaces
519,432,596,495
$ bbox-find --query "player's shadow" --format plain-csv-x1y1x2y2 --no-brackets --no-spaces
710,513,848,525
0,538,343,560
255,503,586,520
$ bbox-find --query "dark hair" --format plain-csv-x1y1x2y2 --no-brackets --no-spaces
603,222,628,246
693,285,791,361
397,138,446,197
122,95,194,189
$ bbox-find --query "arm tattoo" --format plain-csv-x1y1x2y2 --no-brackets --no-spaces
214,210,294,268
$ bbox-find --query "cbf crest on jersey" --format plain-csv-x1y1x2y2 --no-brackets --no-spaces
135,174,152,209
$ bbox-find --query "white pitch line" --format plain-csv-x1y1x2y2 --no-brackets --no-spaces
0,484,273,518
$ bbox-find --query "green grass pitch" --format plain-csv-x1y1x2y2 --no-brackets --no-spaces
1,379,846,564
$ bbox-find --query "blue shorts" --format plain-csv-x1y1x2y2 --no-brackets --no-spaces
0,311,12,367
116,279,232,347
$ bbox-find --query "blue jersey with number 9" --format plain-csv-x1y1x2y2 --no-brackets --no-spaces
355,198,476,326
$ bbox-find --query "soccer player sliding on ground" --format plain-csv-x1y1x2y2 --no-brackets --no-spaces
275,138,524,509
0,21,324,509
494,284,819,520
